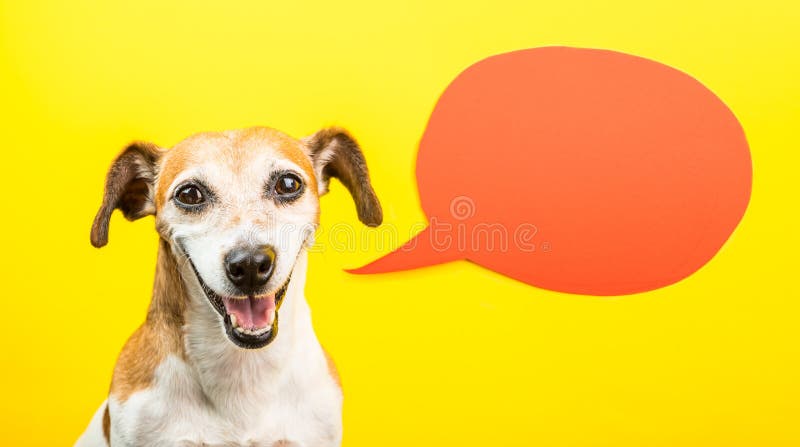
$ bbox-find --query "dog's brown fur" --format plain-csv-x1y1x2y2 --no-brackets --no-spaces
109,240,187,402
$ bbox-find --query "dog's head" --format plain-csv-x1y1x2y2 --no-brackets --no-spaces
90,127,382,349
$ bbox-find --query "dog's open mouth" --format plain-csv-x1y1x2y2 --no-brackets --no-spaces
224,294,277,337
218,284,289,349
183,252,290,349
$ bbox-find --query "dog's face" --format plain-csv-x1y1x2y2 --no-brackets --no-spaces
91,127,381,349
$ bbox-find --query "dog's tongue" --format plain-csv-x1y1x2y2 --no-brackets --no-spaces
222,295,276,329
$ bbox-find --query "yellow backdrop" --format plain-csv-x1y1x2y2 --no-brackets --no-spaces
1,1,798,445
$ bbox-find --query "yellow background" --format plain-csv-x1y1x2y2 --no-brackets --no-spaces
1,1,798,445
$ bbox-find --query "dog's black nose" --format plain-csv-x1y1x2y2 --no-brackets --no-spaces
224,245,276,294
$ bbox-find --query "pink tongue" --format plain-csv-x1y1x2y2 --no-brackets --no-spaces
222,295,276,329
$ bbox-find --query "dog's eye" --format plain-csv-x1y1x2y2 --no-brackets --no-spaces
175,184,205,206
275,173,303,197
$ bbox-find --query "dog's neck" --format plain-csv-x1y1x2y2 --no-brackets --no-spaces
148,239,316,413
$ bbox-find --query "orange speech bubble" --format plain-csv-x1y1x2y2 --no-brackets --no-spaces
350,47,752,296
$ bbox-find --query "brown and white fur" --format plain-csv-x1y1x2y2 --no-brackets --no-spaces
75,127,382,447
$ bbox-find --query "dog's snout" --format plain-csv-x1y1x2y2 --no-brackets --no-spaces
224,245,276,294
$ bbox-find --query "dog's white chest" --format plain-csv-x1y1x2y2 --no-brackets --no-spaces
111,353,342,447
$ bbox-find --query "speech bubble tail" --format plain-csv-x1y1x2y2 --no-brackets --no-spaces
346,226,461,274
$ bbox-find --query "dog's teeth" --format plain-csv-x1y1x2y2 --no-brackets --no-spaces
230,314,238,328
253,325,271,336
232,324,271,336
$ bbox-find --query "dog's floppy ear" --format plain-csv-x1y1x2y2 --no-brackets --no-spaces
90,142,162,248
304,127,383,227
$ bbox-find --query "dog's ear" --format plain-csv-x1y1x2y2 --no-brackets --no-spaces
90,142,162,248
303,127,383,227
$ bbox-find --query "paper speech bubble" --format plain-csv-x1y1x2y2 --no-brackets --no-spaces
350,47,752,296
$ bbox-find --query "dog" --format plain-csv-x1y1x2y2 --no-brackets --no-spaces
75,126,382,447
